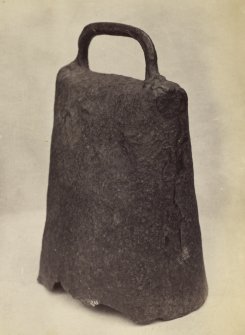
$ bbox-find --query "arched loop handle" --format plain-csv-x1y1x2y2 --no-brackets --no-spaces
76,22,159,81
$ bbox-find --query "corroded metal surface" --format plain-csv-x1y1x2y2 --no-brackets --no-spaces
38,22,208,324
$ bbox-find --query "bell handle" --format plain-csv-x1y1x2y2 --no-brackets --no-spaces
76,22,159,81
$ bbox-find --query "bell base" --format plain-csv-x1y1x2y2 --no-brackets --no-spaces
37,273,208,325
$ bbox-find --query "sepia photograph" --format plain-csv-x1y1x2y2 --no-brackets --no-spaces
0,1,244,334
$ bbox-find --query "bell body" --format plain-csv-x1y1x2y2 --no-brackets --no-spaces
38,23,208,324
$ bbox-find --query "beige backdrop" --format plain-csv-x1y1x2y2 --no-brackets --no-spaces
0,0,244,334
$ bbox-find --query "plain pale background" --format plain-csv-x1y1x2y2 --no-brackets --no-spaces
0,0,244,334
